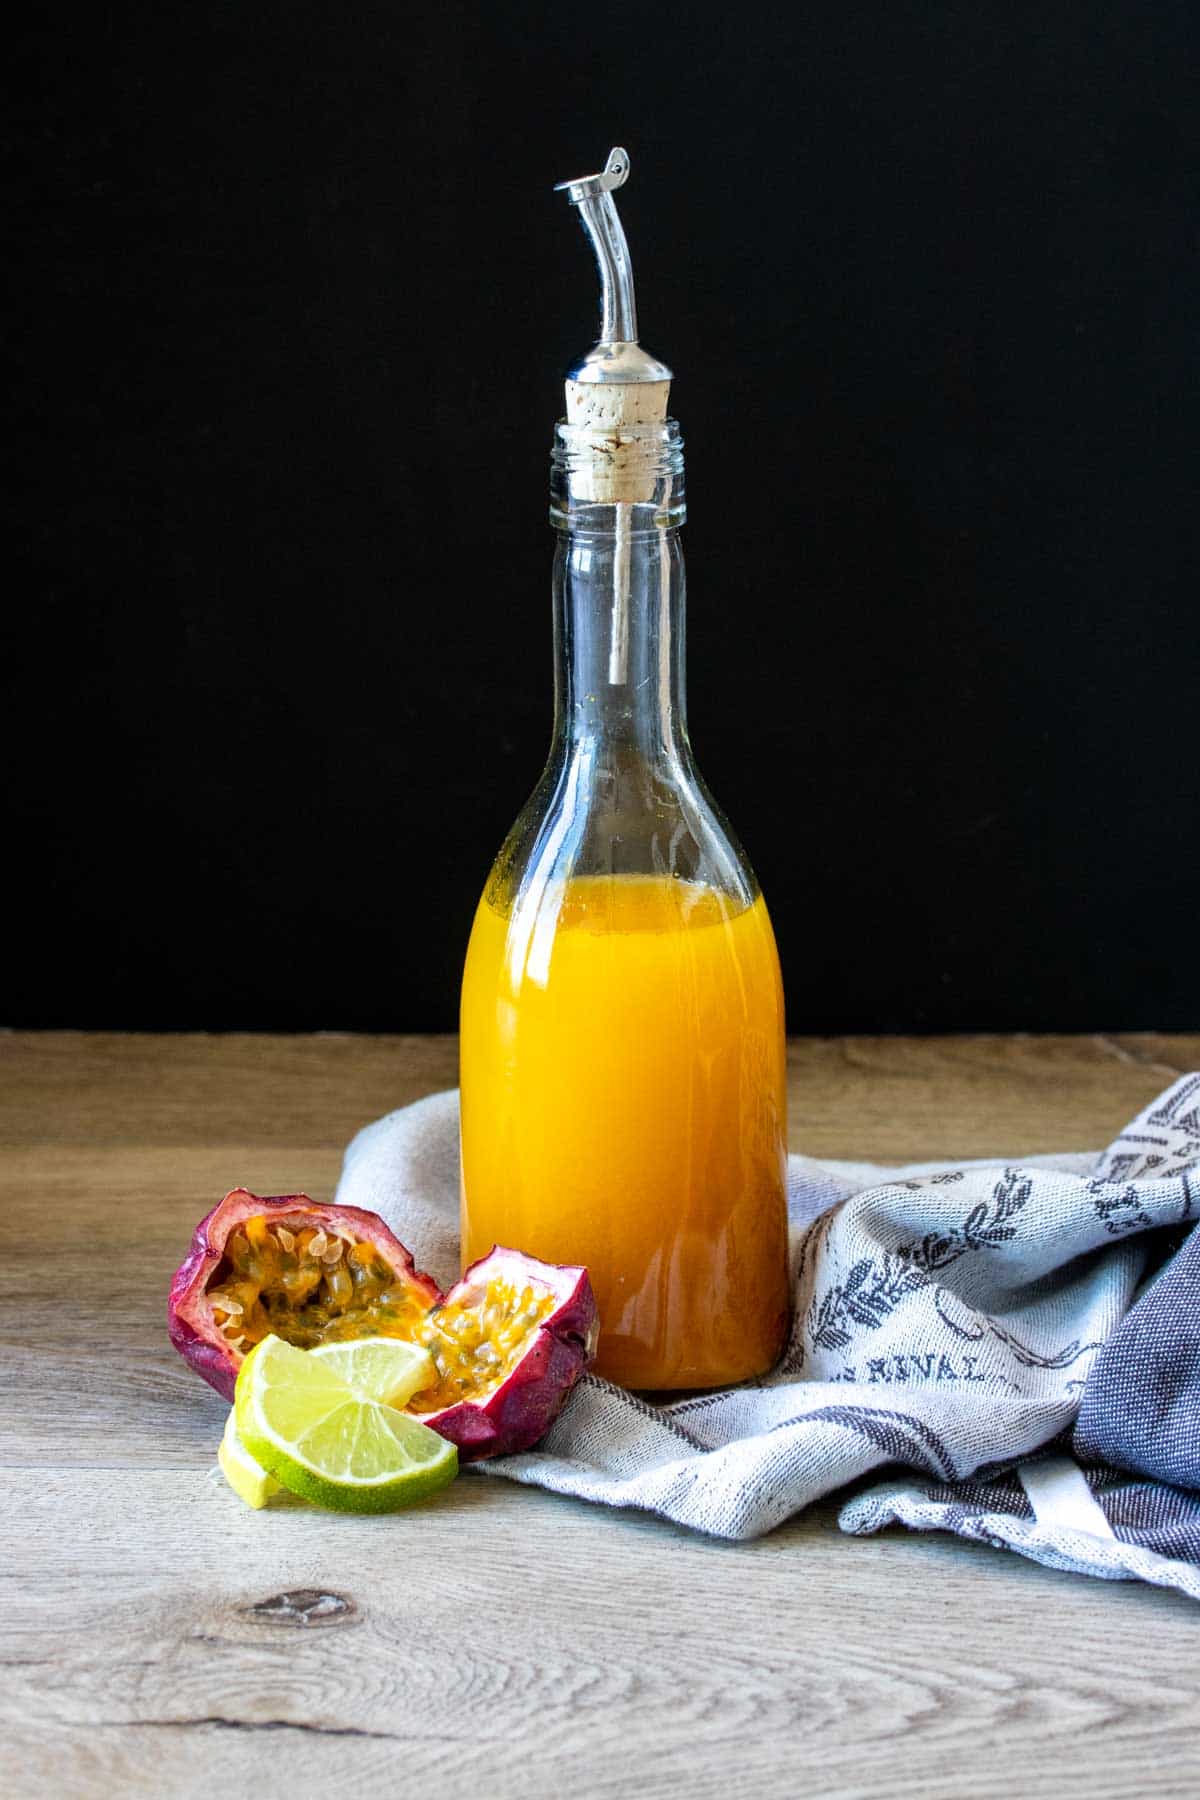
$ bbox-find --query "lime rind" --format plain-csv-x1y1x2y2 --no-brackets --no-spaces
218,1408,283,1510
235,1335,457,1515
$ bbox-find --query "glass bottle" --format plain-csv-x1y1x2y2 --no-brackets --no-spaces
459,151,789,1389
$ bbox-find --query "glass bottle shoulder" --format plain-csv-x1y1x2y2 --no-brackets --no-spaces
483,737,761,925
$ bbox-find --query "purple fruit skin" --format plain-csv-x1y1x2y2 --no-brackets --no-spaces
166,1189,440,1401
168,1198,599,1460
167,1197,245,1400
421,1248,598,1462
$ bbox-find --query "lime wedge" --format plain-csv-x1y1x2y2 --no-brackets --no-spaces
235,1335,457,1514
218,1407,282,1510
309,1336,436,1408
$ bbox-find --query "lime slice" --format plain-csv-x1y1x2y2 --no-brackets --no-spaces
309,1336,436,1407
235,1335,458,1514
218,1406,283,1510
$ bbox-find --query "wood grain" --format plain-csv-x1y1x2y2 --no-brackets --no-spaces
3,1027,1194,1158
3,1030,1199,1798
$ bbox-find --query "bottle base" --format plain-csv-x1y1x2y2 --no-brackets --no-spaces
594,1333,789,1394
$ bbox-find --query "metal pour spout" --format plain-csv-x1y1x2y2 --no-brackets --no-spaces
555,148,672,392
555,147,639,345
553,149,675,690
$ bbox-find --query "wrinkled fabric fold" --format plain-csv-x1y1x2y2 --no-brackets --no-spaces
336,1074,1200,1598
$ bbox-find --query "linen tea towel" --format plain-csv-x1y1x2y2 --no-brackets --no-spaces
335,1073,1200,1599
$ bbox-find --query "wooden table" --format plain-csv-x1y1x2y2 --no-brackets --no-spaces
4,1031,1200,1798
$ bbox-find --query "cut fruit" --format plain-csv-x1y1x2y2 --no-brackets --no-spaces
411,1246,597,1461
309,1337,435,1407
170,1192,598,1461
168,1190,441,1401
218,1407,282,1510
235,1335,458,1513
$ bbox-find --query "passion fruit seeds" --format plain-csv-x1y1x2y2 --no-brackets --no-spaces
170,1190,598,1460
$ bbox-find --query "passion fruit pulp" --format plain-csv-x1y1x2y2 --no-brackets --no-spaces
168,1189,598,1460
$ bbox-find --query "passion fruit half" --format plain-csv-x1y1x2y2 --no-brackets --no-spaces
409,1245,598,1460
168,1189,598,1460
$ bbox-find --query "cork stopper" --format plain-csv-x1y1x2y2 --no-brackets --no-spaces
555,148,673,504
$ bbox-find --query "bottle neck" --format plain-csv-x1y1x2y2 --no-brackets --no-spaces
552,512,689,765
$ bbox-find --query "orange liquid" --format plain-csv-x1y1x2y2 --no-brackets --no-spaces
459,876,790,1389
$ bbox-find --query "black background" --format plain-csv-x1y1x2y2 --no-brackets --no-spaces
8,2,1199,1032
